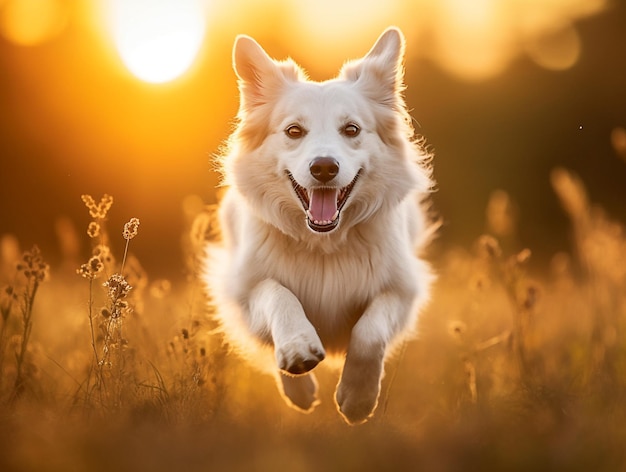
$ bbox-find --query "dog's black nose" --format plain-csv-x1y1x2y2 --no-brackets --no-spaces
309,157,339,183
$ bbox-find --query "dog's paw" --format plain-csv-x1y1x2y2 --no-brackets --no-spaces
336,384,380,425
275,332,325,375
279,372,320,412
335,357,383,425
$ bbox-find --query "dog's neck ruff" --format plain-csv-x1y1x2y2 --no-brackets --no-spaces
287,170,361,233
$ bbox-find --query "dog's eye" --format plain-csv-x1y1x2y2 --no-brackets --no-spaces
285,124,305,139
343,123,360,137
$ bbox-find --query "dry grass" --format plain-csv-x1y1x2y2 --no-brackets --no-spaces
1,171,626,472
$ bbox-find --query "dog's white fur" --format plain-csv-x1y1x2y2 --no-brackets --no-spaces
205,27,433,424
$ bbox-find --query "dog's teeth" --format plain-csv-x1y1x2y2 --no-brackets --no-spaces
305,211,338,227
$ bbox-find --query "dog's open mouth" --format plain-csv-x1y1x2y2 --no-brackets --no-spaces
287,170,361,233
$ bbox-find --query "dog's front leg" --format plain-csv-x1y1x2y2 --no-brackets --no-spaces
249,279,325,375
335,292,415,425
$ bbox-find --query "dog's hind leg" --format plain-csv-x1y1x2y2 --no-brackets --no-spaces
278,371,320,412
335,291,417,425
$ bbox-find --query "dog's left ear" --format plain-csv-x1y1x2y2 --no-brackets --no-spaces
340,27,406,108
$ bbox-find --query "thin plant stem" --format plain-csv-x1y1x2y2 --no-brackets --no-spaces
120,239,130,275
88,278,100,366
12,277,41,400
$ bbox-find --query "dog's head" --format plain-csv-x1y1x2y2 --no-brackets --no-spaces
222,27,431,240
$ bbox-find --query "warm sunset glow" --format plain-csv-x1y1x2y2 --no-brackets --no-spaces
274,0,607,80
434,0,511,80
2,0,626,468
420,0,607,80
106,0,206,84
0,0,67,46
283,0,402,67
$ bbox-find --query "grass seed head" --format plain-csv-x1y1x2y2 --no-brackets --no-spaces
87,222,100,238
81,194,114,220
123,218,140,240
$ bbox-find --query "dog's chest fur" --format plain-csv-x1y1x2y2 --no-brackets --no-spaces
238,218,403,350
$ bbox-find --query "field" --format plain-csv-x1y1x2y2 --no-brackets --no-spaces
1,168,626,472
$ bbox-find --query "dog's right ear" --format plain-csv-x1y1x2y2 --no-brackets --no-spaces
233,35,301,110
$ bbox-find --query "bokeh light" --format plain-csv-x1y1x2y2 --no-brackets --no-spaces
612,127,626,161
430,0,512,80
524,22,581,71
265,0,608,80
105,0,207,84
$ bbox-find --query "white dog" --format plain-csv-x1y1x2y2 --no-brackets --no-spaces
205,27,434,424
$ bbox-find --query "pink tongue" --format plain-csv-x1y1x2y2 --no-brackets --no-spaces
309,188,339,222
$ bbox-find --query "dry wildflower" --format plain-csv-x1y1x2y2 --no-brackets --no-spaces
77,255,104,280
1,285,16,321
115,299,129,312
17,246,49,283
81,194,114,220
87,221,100,238
104,273,132,301
123,218,140,240
92,244,114,266
12,246,48,399
103,273,133,319
4,285,16,299
81,194,96,211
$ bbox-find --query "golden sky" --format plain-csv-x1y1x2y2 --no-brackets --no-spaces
0,0,623,275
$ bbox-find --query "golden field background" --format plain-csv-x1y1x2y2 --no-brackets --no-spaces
1,1,626,470
2,173,626,471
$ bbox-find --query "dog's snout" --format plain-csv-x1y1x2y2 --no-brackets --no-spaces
309,157,339,183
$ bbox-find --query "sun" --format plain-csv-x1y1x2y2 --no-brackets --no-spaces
106,0,206,84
